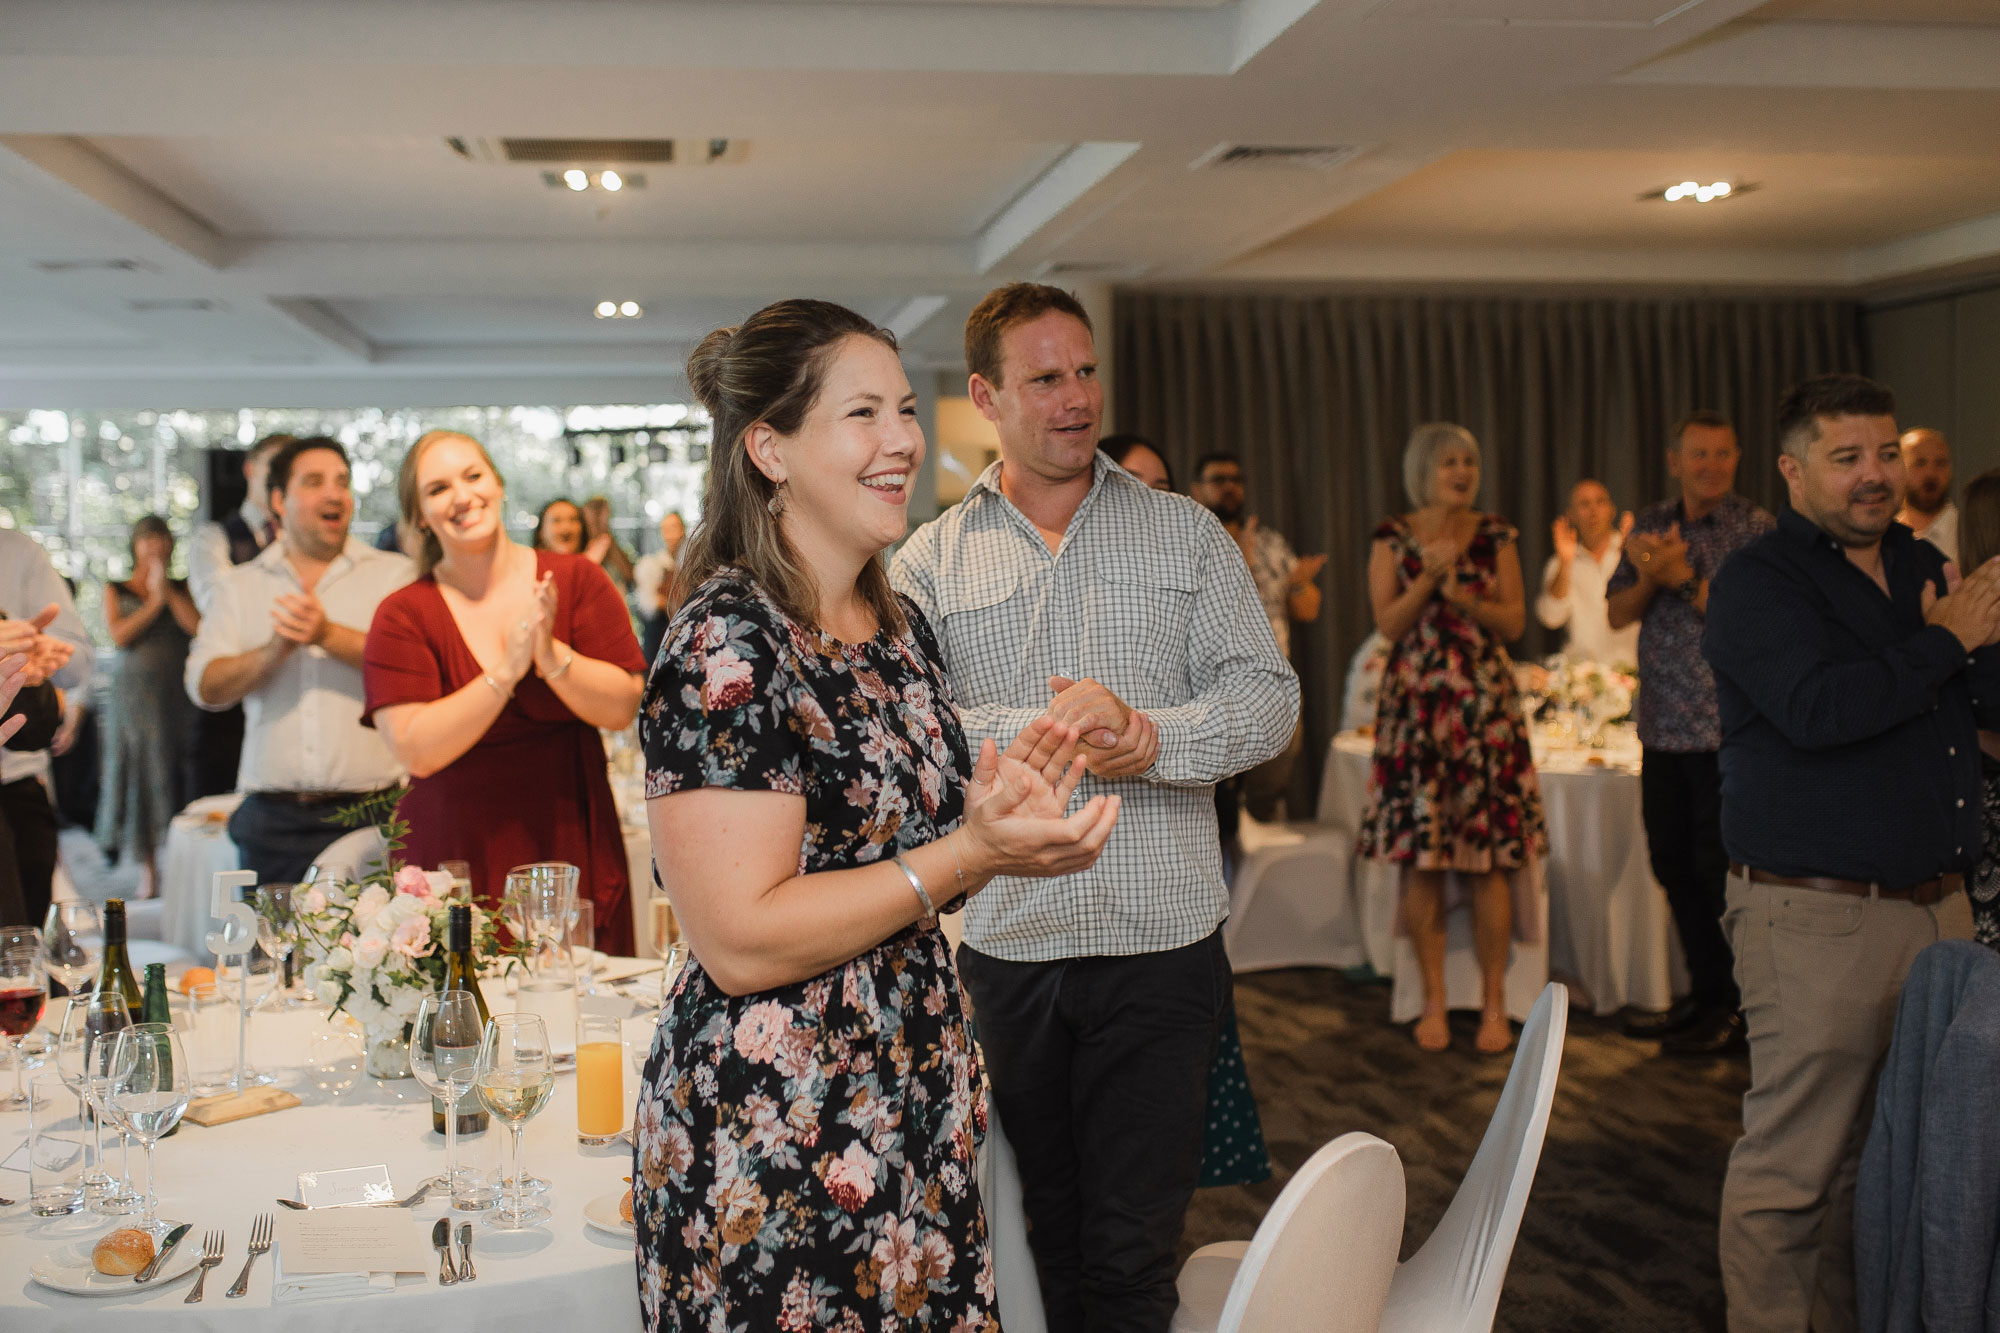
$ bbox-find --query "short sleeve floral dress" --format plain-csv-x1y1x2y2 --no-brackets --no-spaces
634,569,997,1333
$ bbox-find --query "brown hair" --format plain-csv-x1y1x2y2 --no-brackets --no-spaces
678,299,906,636
396,429,507,577
1961,467,2000,573
963,282,1091,388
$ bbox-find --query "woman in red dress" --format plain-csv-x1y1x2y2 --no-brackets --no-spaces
362,430,647,954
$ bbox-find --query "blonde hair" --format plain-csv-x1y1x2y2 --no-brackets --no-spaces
397,430,507,576
678,299,906,637
1403,421,1481,508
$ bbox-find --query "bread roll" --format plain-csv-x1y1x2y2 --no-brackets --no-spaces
619,1189,634,1224
92,1228,155,1276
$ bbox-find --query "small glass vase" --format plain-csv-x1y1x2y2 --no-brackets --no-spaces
366,1032,413,1079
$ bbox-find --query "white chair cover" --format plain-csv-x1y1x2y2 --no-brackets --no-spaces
1378,981,1569,1333
1170,1131,1405,1333
1225,823,1363,973
977,1102,1048,1333
305,825,389,886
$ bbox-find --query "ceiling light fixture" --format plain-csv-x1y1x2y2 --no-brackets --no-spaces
600,170,623,192
619,300,641,317
1660,179,1736,203
595,301,643,320
564,169,589,191
543,169,648,193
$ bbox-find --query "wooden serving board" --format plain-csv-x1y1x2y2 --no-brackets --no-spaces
184,1085,302,1126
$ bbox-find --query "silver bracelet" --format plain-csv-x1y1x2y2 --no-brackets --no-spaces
481,672,513,701
891,852,938,928
544,646,576,681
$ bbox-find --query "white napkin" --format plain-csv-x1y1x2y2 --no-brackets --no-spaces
271,1258,396,1304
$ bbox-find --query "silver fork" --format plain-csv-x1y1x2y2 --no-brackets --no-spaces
226,1214,272,1298
184,1231,225,1304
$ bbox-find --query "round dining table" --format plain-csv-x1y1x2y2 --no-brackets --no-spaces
1,975,654,1331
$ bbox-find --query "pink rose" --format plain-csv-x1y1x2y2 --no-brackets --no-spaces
393,865,433,899
390,914,433,960
822,1141,877,1212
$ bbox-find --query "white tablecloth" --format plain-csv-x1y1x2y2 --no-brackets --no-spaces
1320,730,1685,1016
2,980,650,1330
159,793,246,962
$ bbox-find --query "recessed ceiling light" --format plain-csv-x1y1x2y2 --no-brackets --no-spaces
595,300,643,320
595,301,618,318
600,170,623,192
619,301,641,317
564,169,589,191
1658,179,1739,204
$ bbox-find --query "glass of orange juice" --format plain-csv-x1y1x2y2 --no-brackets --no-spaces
575,1010,625,1145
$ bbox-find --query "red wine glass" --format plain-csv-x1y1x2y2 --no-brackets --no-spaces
0,943,48,1108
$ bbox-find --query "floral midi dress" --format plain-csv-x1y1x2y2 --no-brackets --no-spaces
1357,514,1547,884
635,569,997,1333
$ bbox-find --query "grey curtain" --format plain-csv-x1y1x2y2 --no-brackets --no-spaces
1113,290,1863,812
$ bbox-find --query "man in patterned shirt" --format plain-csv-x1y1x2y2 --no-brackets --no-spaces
1191,451,1325,832
892,283,1298,1333
1607,410,1775,1056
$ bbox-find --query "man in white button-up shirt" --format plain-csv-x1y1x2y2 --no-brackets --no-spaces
1536,478,1639,665
893,284,1298,1333
185,437,413,885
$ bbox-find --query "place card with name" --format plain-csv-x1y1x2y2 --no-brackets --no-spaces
297,1163,397,1208
272,1209,433,1275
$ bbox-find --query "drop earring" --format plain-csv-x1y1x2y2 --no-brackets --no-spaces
767,483,786,517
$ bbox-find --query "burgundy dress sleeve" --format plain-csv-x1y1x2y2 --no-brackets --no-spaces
564,556,647,673
361,582,445,728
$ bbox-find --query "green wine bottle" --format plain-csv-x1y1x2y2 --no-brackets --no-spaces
95,899,143,1014
141,963,180,1137
434,903,491,1137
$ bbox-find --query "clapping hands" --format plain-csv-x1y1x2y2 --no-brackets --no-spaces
1925,557,2000,650
1628,524,1694,587
959,717,1121,882
0,652,28,747
1048,675,1159,778
0,604,75,686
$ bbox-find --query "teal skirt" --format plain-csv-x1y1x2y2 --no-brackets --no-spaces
1199,995,1271,1189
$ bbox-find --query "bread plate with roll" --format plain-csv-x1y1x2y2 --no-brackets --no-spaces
30,1222,201,1295
583,1185,636,1237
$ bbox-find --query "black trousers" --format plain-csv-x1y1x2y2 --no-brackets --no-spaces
0,776,59,930
958,929,1229,1333
1639,747,1739,1009
186,705,244,802
227,792,360,887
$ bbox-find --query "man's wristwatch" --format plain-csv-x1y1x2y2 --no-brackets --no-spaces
1674,576,1701,603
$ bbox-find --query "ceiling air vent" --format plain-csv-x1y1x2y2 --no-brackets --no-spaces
446,138,746,166
1190,143,1362,172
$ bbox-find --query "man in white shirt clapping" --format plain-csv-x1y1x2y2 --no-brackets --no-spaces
1536,478,1639,665
184,437,413,885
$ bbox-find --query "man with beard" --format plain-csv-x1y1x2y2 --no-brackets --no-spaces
1895,426,1957,563
1190,452,1324,831
1703,373,2000,1333
185,437,413,884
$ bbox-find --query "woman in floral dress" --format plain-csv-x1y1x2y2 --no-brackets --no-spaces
1359,422,1546,1055
636,298,1122,1332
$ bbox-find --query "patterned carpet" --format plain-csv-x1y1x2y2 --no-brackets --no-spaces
1181,969,1750,1333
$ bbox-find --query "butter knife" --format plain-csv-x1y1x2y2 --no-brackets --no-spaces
431,1217,459,1285
457,1222,475,1282
136,1224,193,1283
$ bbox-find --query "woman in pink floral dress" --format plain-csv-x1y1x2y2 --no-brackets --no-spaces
1358,422,1546,1055
635,299,1122,1332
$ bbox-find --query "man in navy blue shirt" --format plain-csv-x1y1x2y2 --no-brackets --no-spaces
1703,373,2000,1333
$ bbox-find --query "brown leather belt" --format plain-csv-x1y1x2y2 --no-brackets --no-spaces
1730,863,1961,907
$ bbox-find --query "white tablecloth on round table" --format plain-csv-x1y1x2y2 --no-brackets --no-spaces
159,793,246,963
2,979,651,1330
1319,730,1685,1016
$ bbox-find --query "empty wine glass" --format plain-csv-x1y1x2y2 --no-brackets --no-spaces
411,990,483,1204
255,884,313,1009
107,1023,190,1239
476,1013,555,1230
41,900,101,998
57,993,136,1211
0,943,47,1108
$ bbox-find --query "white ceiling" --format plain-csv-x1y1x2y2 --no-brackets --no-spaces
2,0,1999,408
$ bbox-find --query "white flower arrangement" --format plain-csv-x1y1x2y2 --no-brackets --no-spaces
1537,654,1638,730
293,795,511,1046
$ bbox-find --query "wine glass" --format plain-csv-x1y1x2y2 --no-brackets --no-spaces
255,885,312,1009
41,901,102,998
106,1023,190,1238
57,993,136,1211
0,943,48,1108
410,991,483,1203
475,1014,555,1229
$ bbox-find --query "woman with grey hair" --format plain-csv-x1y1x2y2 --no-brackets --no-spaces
1358,422,1545,1054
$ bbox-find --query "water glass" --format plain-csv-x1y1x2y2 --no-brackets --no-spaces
56,989,133,1206
648,896,680,961
569,900,596,995
107,1023,192,1238
26,1072,83,1216
255,884,314,1008
575,1009,624,1144
175,980,238,1096
439,860,473,901
476,1014,555,1230
411,991,483,1203
506,862,578,967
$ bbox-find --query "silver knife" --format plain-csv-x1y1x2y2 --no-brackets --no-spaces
431,1217,459,1285
136,1224,193,1283
457,1222,475,1282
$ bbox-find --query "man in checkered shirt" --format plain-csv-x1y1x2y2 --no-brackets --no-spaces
892,283,1298,1333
